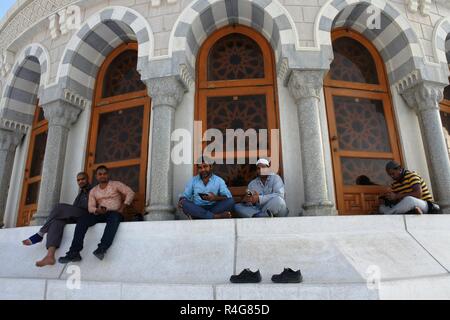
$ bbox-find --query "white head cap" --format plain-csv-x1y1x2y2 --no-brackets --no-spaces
256,158,270,167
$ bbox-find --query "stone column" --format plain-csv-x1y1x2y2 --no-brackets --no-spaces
287,70,335,216
31,100,82,225
0,127,22,227
144,76,186,220
401,82,450,213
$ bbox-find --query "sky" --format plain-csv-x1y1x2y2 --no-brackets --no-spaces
0,0,17,20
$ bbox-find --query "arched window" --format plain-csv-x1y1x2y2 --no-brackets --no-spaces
324,29,402,215
86,43,150,215
18,104,48,226
196,25,280,197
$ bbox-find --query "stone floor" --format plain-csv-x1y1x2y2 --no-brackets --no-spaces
1,215,450,299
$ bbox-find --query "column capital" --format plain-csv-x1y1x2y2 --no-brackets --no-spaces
400,81,445,113
0,127,23,151
41,99,83,128
287,69,326,102
145,76,187,109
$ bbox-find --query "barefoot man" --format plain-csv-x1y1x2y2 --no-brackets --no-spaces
22,172,92,267
178,158,234,219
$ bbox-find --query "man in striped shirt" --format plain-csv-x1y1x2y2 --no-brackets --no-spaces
379,161,434,215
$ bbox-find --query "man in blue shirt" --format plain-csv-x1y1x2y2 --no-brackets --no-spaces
178,159,234,219
234,159,288,218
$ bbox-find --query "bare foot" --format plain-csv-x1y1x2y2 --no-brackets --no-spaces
214,211,232,219
414,207,424,215
22,239,32,246
35,256,56,267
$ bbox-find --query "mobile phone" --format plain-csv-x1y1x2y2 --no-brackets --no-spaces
198,193,209,199
246,190,253,197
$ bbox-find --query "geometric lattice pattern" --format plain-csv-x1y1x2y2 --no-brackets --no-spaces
207,95,267,150
214,162,257,189
95,106,144,163
29,130,47,178
330,36,379,84
103,50,146,98
341,157,393,186
208,33,264,81
334,96,391,152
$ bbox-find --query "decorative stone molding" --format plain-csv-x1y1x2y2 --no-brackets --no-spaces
179,64,194,89
41,99,83,128
151,0,178,7
395,70,422,93
407,0,432,16
277,58,290,85
63,89,88,109
0,49,14,77
145,76,187,108
401,81,445,112
49,5,82,40
0,0,77,55
287,70,326,102
0,127,22,151
0,118,29,135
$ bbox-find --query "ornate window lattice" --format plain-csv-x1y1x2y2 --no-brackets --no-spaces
102,50,146,98
341,158,393,186
444,84,450,101
93,165,140,193
29,131,48,178
208,33,265,81
333,96,391,152
95,106,144,163
214,162,258,188
207,95,267,150
329,36,379,84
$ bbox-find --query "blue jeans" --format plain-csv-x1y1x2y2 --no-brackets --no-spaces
234,196,289,218
181,198,235,219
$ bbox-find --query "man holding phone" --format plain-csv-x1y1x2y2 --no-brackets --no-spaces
178,158,234,219
234,158,288,218
59,165,135,262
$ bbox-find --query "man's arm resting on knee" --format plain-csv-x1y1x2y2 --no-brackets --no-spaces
390,184,422,201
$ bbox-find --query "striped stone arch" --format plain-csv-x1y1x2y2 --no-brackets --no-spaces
57,6,154,101
0,43,50,127
433,17,450,69
317,0,425,84
168,0,300,82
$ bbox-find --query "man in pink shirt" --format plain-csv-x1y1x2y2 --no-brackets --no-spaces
59,165,135,262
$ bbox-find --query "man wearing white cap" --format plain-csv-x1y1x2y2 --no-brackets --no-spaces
234,158,288,218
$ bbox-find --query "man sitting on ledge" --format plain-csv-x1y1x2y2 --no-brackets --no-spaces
379,160,435,215
22,172,92,267
178,158,234,219
58,165,135,262
234,158,288,218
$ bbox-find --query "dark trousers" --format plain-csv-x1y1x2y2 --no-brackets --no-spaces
68,211,123,254
40,203,88,249
181,198,235,219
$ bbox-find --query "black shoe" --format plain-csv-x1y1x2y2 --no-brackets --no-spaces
93,247,106,261
271,268,303,283
230,269,262,283
58,252,82,264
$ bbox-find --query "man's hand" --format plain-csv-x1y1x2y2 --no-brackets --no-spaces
250,191,259,205
178,198,185,209
205,192,217,202
95,206,107,215
385,192,398,201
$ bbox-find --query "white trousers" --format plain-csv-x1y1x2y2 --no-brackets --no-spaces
379,196,429,215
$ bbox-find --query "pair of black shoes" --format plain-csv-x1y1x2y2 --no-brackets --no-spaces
230,268,302,283
58,247,107,264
